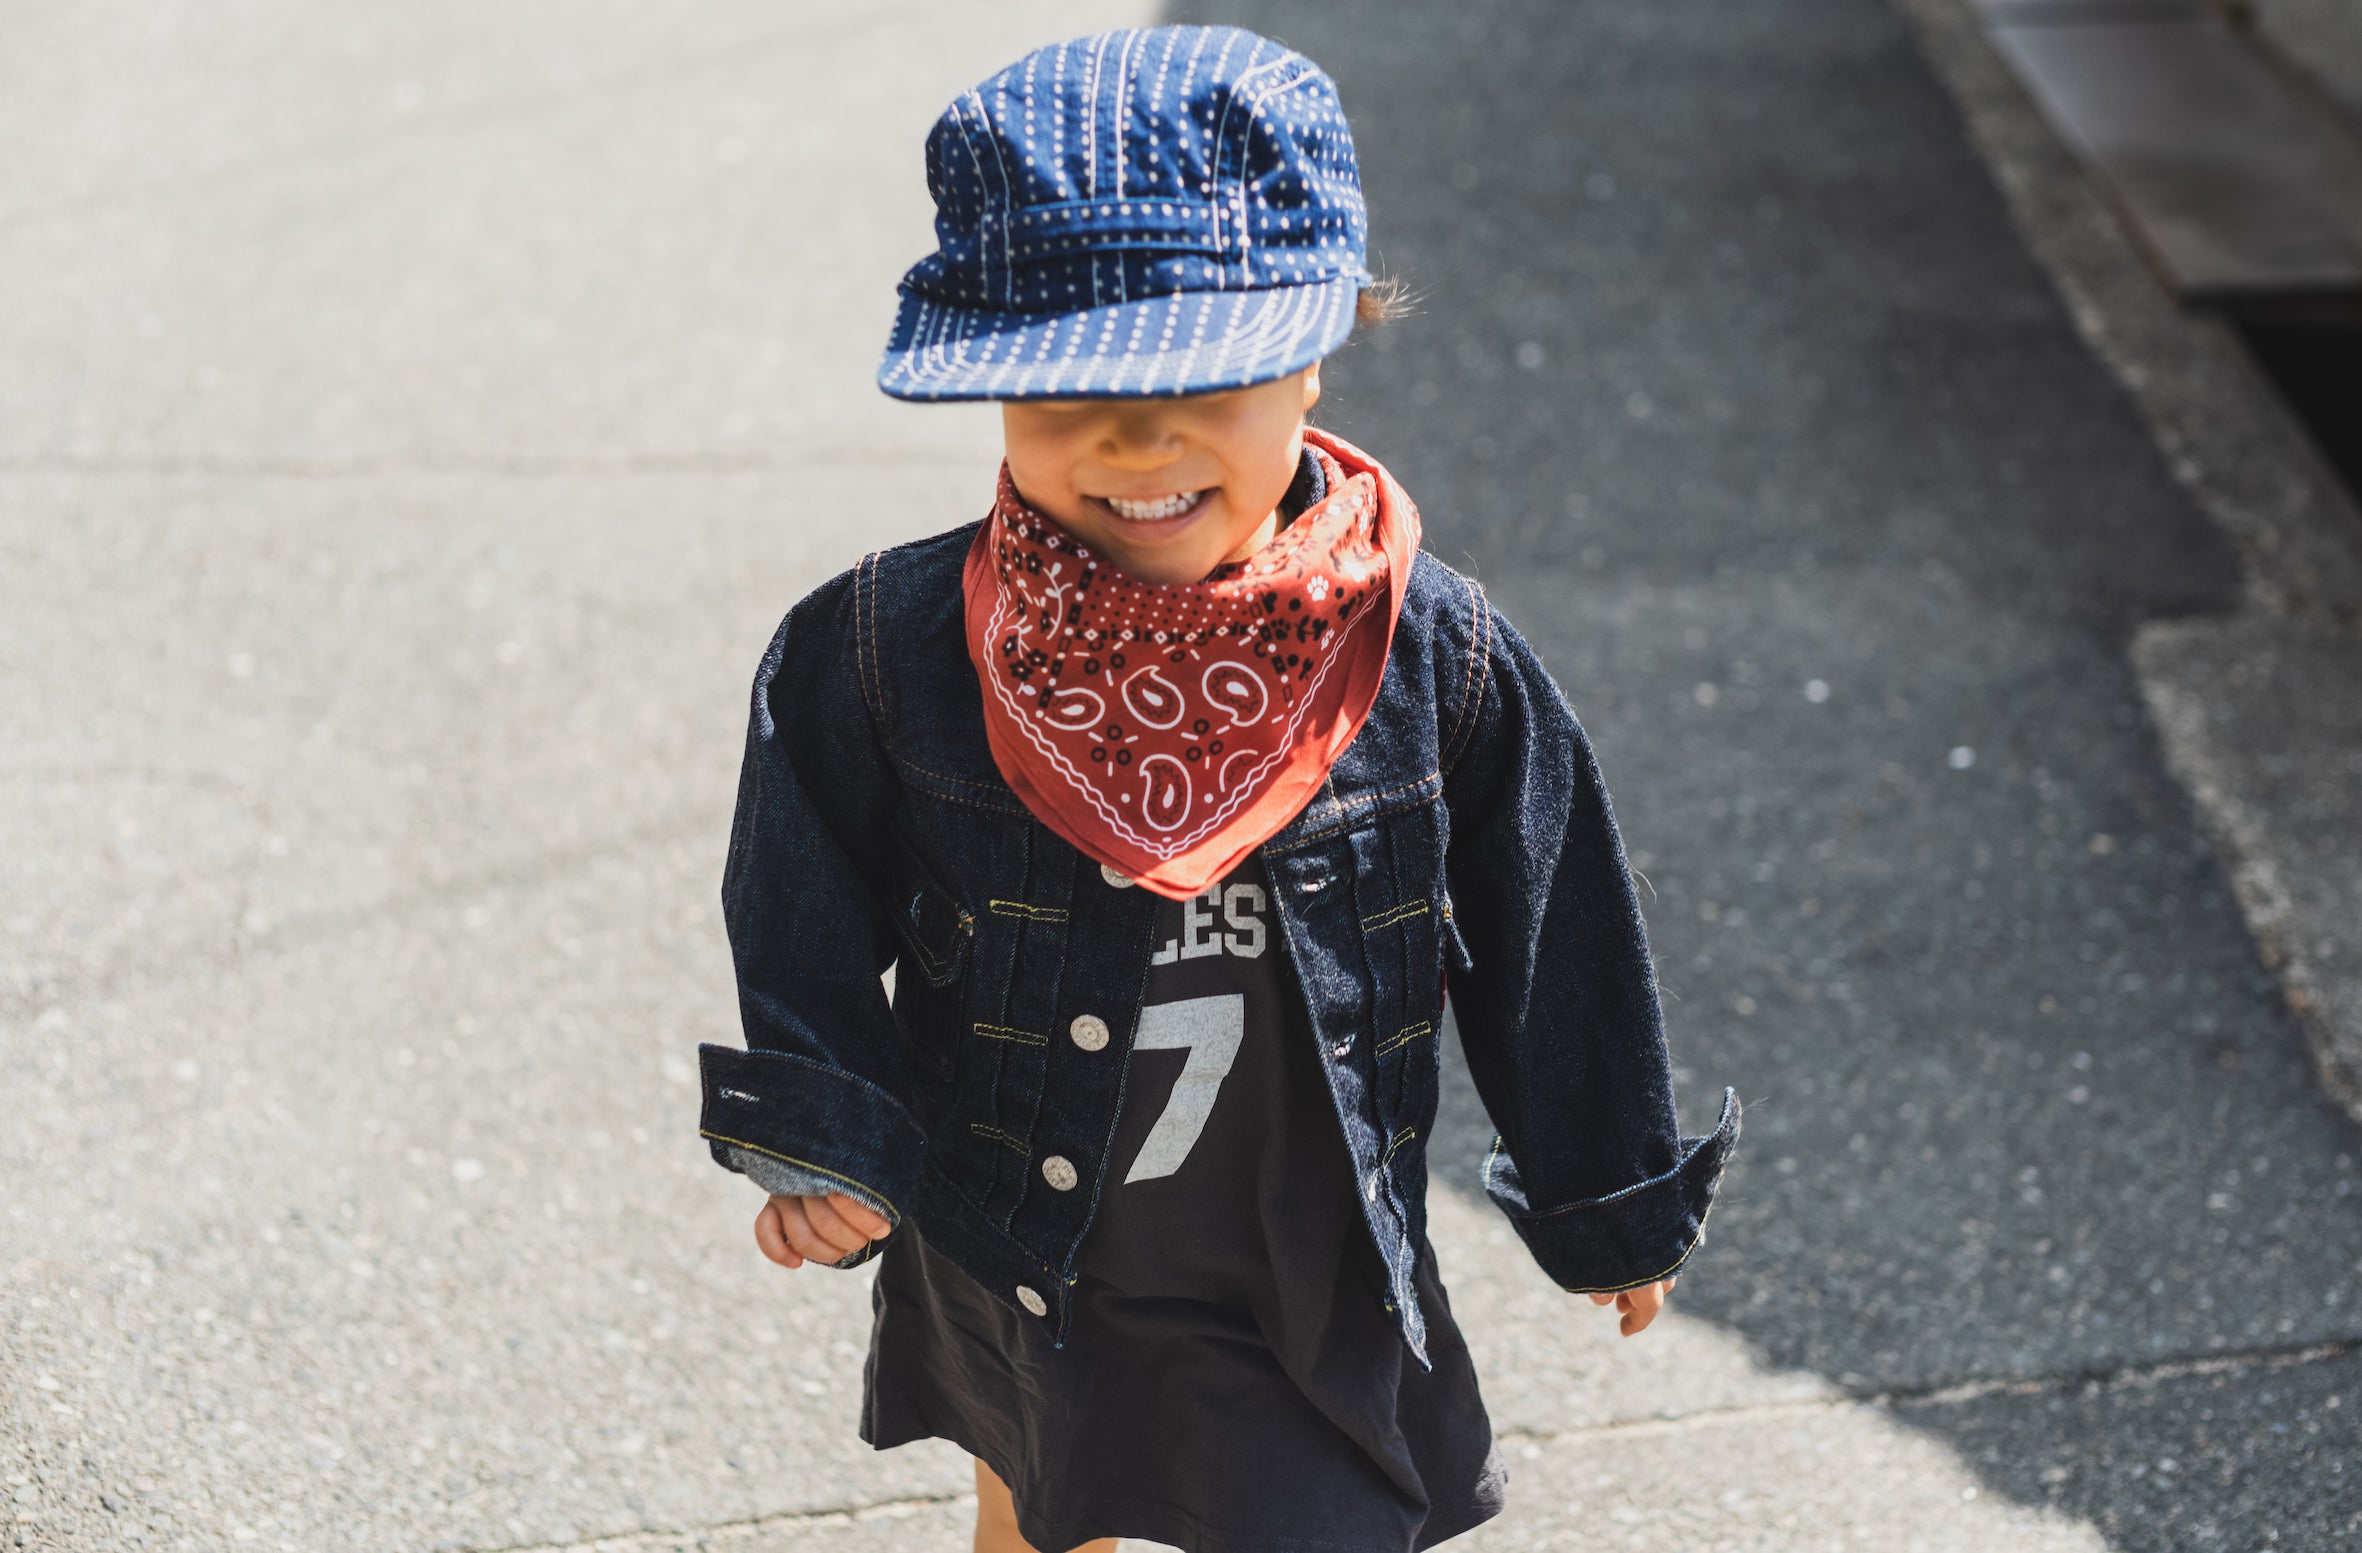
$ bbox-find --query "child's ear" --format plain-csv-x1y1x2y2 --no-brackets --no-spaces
1301,361,1323,414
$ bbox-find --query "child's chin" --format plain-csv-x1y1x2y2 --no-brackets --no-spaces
1089,509,1239,583
1111,545,1222,586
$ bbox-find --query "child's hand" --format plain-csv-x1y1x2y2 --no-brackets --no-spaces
754,1192,891,1269
1590,1276,1676,1336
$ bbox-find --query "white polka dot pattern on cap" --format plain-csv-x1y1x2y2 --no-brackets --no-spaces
879,26,1371,402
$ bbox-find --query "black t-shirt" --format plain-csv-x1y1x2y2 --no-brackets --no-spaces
862,858,1505,1553
1079,858,1342,1294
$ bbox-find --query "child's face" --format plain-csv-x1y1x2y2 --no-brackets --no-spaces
1000,365,1323,586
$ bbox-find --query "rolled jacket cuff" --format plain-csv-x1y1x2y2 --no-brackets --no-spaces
698,1043,925,1266
1483,1087,1740,1294
720,1147,881,1269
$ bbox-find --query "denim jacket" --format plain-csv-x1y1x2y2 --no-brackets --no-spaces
698,519,1739,1363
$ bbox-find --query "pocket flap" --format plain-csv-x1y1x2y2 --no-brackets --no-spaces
885,828,973,987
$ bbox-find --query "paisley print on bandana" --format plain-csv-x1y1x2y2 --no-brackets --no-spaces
963,428,1421,901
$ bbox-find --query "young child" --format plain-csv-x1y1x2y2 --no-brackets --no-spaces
698,26,1738,1553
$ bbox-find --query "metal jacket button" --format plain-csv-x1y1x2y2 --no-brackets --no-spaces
1069,1014,1110,1051
1015,1285,1048,1316
1100,863,1135,888
1041,1155,1078,1191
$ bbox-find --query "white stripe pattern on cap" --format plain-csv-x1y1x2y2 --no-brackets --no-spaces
877,25,1369,402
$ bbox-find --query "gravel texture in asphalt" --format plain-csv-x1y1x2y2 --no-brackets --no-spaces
7,1,2359,1551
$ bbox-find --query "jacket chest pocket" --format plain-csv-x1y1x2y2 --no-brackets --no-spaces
887,828,973,986
886,828,974,1082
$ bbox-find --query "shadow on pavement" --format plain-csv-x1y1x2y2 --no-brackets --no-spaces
1167,0,2362,1545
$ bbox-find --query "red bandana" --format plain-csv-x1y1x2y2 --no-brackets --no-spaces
962,427,1421,901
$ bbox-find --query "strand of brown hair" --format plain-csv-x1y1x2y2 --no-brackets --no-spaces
1354,275,1415,327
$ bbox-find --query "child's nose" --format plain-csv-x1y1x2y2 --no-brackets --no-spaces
1095,409,1187,469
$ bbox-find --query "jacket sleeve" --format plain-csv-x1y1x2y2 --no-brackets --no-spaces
1441,593,1738,1294
697,566,925,1267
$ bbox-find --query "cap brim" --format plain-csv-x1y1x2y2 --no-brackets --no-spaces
877,279,1359,402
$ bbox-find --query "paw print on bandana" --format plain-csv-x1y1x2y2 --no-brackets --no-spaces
1307,575,1330,603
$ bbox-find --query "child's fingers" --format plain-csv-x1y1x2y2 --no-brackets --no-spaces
753,1201,805,1270
1586,1278,1680,1334
1619,1279,1674,1337
825,1192,892,1242
801,1193,882,1258
773,1196,854,1263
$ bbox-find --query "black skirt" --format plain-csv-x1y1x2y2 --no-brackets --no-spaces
863,1226,1504,1553
860,860,1505,1553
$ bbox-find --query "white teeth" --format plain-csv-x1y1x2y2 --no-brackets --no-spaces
1103,490,1205,521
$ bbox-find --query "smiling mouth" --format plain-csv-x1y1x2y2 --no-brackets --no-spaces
1099,490,1209,523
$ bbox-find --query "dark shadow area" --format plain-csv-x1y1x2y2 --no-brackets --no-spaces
2226,294,2362,514
1900,1345,2362,1546
1161,0,2362,1545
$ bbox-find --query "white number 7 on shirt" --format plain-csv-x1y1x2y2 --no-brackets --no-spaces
1123,994,1245,1183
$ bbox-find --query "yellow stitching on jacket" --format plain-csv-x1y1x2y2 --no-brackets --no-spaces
1360,898,1430,933
1477,1108,1733,1294
1375,1021,1432,1057
858,552,887,730
1481,1134,1507,1196
893,764,1033,817
892,749,1026,802
1438,571,1483,765
968,1123,1031,1156
1278,773,1429,845
698,1132,903,1223
1268,772,1442,852
989,899,1069,923
858,546,1028,813
1555,1209,1716,1294
1441,577,1492,777
898,931,949,979
973,1022,1047,1046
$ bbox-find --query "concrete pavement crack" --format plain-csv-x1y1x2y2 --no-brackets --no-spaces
435,1342,2361,1551
1494,1336,2359,1447
467,1488,978,1553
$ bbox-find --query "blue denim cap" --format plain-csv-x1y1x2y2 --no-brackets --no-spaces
878,26,1371,401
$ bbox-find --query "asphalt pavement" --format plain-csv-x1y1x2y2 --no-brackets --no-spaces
5,2,2358,1551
